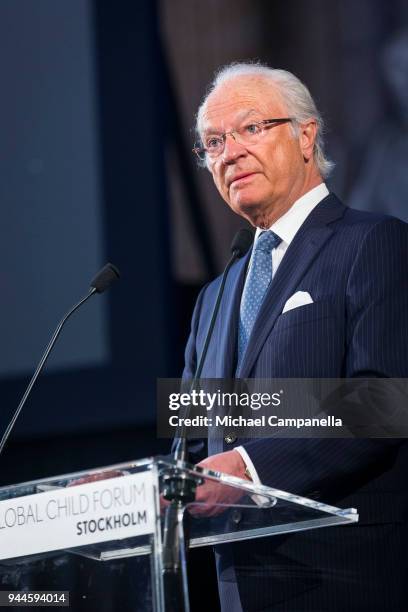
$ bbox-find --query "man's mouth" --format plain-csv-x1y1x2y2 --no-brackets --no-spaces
229,172,257,187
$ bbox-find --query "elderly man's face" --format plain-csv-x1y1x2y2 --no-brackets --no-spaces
200,76,317,227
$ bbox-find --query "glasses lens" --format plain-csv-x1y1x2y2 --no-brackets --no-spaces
235,123,262,145
193,143,206,161
205,136,224,158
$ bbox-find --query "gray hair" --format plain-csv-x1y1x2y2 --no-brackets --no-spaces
196,62,334,178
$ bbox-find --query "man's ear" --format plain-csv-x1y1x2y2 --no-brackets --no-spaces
299,119,317,161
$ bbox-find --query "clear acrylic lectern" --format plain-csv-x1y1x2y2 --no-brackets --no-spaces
0,457,358,611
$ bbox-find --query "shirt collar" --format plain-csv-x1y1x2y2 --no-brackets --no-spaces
254,183,329,247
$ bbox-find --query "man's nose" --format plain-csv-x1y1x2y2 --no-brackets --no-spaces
221,133,247,164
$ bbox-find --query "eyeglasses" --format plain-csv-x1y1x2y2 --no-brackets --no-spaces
193,118,293,161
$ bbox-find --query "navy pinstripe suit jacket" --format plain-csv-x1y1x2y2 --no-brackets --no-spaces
183,194,408,611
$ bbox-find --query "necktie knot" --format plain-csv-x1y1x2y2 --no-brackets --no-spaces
255,230,281,254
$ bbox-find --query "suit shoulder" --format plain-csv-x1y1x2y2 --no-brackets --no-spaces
203,254,248,301
192,255,247,326
340,207,408,272
340,205,408,238
198,272,222,303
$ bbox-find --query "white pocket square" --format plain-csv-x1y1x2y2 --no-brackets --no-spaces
282,291,314,314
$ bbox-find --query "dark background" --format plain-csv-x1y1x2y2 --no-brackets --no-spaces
1,1,407,609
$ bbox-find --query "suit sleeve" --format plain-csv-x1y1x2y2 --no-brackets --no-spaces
174,283,210,463
241,217,408,496
182,282,209,379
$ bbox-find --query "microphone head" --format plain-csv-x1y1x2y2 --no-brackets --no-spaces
90,263,120,293
230,228,255,258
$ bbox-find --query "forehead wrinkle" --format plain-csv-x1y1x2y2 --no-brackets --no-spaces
202,108,262,136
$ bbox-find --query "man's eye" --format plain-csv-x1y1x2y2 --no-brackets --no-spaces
244,123,259,135
206,137,222,149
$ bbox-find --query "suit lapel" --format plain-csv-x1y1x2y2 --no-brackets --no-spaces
237,194,346,377
215,249,251,377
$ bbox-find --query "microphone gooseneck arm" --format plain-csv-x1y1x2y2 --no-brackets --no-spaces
173,248,241,463
194,251,240,382
0,288,97,458
0,261,120,459
162,230,254,612
174,227,254,463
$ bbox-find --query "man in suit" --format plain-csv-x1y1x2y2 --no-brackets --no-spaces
183,63,408,611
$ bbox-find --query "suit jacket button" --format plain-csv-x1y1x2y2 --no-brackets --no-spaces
231,509,242,524
224,434,237,444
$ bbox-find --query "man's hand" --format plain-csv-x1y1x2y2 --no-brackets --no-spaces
189,450,250,517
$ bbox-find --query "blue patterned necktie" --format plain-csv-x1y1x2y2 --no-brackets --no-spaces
237,230,282,369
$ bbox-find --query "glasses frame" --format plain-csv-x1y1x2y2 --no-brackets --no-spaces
193,117,294,161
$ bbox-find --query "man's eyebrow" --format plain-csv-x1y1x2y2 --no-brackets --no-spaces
202,108,261,136
237,109,261,123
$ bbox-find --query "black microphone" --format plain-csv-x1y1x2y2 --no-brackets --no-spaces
90,263,120,293
173,228,254,461
0,263,121,458
230,227,255,259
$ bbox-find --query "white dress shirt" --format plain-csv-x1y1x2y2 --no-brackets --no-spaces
235,182,329,484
